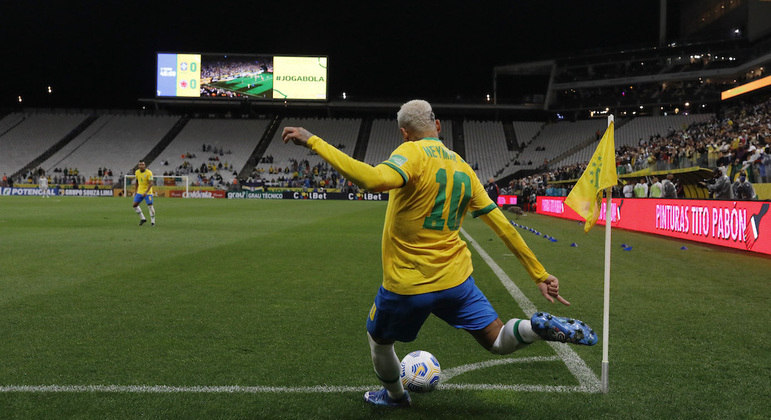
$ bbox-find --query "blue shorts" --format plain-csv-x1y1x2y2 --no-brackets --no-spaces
366,276,499,342
133,193,153,205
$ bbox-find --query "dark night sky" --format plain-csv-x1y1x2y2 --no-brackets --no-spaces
1,0,660,108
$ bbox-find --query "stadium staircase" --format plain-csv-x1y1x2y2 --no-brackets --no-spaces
502,121,518,151
238,114,282,179
11,114,98,180
0,114,28,139
140,115,190,166
352,117,373,161
451,119,466,158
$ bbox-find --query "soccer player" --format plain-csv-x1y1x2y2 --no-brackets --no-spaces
39,174,49,198
132,161,156,226
282,100,596,408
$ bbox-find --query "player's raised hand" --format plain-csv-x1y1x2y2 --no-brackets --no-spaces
282,127,314,147
537,275,570,306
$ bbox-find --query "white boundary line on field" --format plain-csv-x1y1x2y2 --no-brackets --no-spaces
0,356,581,394
0,381,593,394
0,230,600,395
1,356,580,395
459,228,601,393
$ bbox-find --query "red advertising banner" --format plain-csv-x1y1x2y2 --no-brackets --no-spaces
537,196,771,255
497,195,518,206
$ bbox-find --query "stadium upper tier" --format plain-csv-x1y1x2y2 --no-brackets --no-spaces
494,36,771,112
0,112,91,176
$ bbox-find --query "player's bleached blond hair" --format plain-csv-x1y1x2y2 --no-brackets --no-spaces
397,99,436,134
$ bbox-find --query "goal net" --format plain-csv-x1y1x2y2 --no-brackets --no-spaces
123,175,189,197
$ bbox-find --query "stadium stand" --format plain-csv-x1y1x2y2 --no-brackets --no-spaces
256,118,360,184
39,114,178,183
516,119,609,170
363,119,455,166
152,118,270,186
498,33,771,114
3,92,768,199
558,114,715,167
511,121,545,148
615,114,715,149
363,119,403,165
0,112,91,177
505,96,771,202
463,121,510,182
0,113,27,138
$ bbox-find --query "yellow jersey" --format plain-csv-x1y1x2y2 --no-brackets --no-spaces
307,135,549,295
376,138,495,294
135,169,154,195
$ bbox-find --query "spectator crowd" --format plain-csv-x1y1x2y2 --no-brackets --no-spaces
503,97,771,203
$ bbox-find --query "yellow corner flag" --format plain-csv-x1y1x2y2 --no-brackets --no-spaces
565,121,618,232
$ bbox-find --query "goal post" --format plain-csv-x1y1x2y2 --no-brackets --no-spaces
124,175,189,197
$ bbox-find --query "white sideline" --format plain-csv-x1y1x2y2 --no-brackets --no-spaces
0,382,594,394
0,229,600,395
459,228,602,393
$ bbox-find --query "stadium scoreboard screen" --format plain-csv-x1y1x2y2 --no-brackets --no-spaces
156,53,328,100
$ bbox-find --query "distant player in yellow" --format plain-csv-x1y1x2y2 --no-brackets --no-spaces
282,100,597,408
132,161,155,226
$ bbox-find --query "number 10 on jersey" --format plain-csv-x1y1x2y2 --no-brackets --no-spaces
423,168,472,231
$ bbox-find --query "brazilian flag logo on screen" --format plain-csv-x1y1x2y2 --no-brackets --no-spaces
176,54,201,97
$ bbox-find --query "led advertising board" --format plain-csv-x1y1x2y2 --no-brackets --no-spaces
537,196,770,255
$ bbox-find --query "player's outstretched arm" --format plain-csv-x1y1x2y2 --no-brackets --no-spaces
478,208,570,305
282,127,402,192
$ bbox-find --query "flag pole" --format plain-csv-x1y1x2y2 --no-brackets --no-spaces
601,114,614,394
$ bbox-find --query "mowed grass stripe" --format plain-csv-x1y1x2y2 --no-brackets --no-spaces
1,198,769,418
0,198,379,304
0,199,386,386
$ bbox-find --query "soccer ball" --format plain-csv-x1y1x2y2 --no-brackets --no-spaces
400,350,441,393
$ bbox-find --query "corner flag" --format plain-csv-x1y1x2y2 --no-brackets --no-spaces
564,121,618,232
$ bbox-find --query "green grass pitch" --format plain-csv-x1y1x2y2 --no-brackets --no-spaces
0,197,769,419
206,73,273,97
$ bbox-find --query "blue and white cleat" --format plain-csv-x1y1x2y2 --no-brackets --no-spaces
364,388,411,407
530,312,598,346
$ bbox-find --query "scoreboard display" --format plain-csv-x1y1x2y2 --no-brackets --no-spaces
156,53,327,100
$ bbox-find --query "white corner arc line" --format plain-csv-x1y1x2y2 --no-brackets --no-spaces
441,383,597,393
460,228,601,393
442,356,560,382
